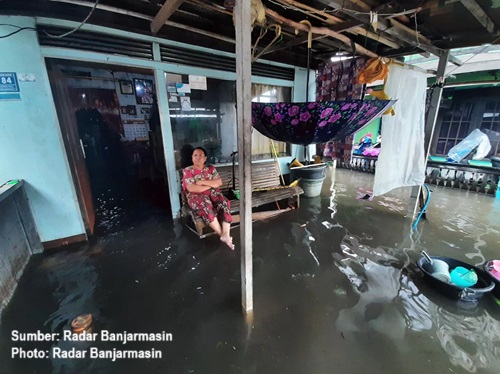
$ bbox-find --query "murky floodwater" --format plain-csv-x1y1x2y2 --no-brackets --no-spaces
1,168,500,373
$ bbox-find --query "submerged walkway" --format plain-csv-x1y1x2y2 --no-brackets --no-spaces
1,169,500,374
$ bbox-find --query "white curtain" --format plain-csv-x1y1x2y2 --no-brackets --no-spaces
373,64,427,196
251,84,287,157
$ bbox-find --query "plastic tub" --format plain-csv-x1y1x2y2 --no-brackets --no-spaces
417,255,494,302
300,176,326,198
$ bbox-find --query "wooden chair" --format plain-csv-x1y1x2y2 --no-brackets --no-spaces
179,161,303,238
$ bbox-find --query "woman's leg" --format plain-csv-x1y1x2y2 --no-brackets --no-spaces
188,193,232,249
210,191,234,250
208,218,222,236
187,194,218,231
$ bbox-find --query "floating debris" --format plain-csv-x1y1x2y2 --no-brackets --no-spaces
71,314,93,334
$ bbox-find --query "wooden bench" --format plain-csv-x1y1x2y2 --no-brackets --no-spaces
178,161,303,238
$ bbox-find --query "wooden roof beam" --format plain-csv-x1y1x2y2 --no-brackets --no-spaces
460,0,497,35
262,35,328,56
273,0,401,49
266,8,378,58
316,0,463,66
151,0,186,34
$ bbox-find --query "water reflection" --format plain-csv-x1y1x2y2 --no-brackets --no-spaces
433,307,500,372
40,247,100,373
333,223,500,373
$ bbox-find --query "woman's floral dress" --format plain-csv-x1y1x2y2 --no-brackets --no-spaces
182,165,232,225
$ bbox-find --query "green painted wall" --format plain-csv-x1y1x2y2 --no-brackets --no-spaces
0,16,86,242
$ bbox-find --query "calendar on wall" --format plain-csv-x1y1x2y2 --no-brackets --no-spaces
123,122,149,141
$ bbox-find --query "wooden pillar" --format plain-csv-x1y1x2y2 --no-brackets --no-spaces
408,50,449,218
234,0,253,313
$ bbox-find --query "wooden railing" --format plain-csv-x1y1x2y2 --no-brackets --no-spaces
338,156,500,196
425,161,500,195
338,155,378,173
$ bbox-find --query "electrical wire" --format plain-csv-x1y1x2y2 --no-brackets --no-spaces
266,0,421,18
411,184,431,231
43,0,101,38
0,24,36,39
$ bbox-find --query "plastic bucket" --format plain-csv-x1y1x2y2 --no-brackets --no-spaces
300,176,326,198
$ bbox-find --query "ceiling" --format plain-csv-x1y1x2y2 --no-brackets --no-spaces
2,0,500,68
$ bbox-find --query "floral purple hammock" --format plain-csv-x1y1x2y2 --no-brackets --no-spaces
251,100,396,145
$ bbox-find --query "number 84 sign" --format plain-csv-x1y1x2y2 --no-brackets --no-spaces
0,73,20,93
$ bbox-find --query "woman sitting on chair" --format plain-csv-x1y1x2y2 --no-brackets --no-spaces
182,147,234,250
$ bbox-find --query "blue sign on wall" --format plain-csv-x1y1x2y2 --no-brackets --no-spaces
0,72,20,93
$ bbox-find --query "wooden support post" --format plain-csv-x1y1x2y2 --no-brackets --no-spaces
234,0,253,313
408,51,449,218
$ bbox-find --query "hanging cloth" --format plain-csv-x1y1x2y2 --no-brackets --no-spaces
372,64,427,196
316,57,367,163
357,57,389,84
316,57,366,102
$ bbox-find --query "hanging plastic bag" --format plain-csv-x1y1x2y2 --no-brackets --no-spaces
447,129,491,162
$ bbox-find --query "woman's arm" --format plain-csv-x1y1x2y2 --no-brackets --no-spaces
197,165,223,189
183,167,211,194
186,183,211,193
197,178,222,188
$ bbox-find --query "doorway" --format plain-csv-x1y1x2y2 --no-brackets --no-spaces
47,59,171,237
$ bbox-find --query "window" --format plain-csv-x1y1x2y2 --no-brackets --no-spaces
480,101,500,156
166,74,237,167
251,85,291,160
253,89,277,103
435,103,473,156
166,75,292,167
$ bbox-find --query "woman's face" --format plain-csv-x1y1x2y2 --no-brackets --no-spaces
192,149,207,169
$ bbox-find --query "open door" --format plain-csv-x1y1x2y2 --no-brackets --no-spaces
46,60,96,234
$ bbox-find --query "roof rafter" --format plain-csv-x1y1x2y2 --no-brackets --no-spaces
272,0,401,49
459,0,497,35
315,0,463,66
151,0,187,34
266,8,378,57
262,35,328,56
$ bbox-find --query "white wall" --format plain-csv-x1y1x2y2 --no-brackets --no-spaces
218,81,238,158
292,67,317,163
0,17,85,242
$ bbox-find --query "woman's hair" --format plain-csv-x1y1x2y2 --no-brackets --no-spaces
193,146,207,157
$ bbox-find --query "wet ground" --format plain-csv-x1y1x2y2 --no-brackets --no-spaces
1,168,500,374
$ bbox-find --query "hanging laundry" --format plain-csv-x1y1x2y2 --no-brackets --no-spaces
316,57,366,102
357,58,389,84
316,58,367,165
372,64,427,196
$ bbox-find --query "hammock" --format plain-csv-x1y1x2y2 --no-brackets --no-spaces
251,100,396,145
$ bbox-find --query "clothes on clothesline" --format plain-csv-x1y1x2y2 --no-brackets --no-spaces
316,58,367,163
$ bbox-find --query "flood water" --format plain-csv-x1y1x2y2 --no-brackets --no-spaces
1,168,500,374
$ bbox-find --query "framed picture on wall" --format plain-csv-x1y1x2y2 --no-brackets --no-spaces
119,80,133,95
134,78,154,104
126,105,137,115
120,106,128,114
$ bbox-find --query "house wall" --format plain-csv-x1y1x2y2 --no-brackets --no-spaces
0,15,302,244
293,67,317,161
0,17,86,243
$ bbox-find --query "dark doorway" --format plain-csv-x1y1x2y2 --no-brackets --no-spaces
47,59,171,237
